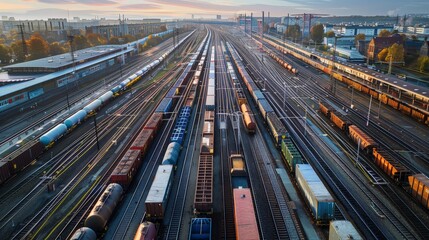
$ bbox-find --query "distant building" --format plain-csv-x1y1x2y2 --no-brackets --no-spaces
367,34,403,62
217,15,221,20
86,22,164,39
420,39,429,56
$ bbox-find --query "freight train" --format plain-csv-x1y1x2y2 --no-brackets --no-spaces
260,33,429,125
227,41,335,224
68,30,211,239
0,30,196,186
319,100,429,211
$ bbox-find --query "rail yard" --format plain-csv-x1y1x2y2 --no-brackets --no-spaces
0,24,429,240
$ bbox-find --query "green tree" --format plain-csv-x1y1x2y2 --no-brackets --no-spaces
11,40,26,62
0,44,11,64
386,43,404,63
27,34,50,60
378,48,389,61
325,30,335,38
354,33,366,44
285,24,301,41
73,35,90,50
49,42,65,55
310,24,324,43
417,56,429,72
378,29,391,37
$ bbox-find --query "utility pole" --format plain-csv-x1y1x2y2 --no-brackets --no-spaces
16,24,28,56
66,35,76,110
250,12,253,38
93,114,100,150
366,95,373,126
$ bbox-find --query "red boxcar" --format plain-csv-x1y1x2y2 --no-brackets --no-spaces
233,188,260,240
144,113,163,133
110,149,141,189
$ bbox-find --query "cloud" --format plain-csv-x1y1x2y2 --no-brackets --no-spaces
117,4,161,10
37,0,117,6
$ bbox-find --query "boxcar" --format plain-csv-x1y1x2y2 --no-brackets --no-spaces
144,112,163,133
329,221,362,240
131,129,154,157
145,165,173,219
233,188,260,240
295,164,335,223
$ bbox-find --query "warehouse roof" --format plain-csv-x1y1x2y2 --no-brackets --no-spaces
3,45,125,74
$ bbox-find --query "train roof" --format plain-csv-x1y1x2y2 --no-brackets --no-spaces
233,188,260,240
296,164,334,202
146,165,173,203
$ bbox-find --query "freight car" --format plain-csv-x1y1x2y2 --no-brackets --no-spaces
70,227,97,240
110,149,142,189
189,218,212,240
133,222,157,240
233,188,260,240
329,220,362,240
230,154,246,177
281,139,303,172
240,103,256,133
194,155,213,214
348,125,377,153
295,164,335,224
408,174,429,210
85,183,123,233
373,148,411,183
145,164,174,219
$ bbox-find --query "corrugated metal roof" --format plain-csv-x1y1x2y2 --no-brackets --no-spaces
146,165,173,203
0,48,132,98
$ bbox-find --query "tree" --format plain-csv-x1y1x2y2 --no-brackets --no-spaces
11,40,26,62
87,33,106,46
378,29,391,37
285,24,301,41
354,33,366,44
49,42,65,55
27,34,50,60
123,34,136,43
0,44,11,64
325,30,335,38
73,35,90,50
386,43,404,63
377,48,389,61
417,56,429,72
109,36,120,44
160,25,167,32
310,24,324,43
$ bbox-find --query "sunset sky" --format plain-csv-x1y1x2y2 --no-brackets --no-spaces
0,0,428,20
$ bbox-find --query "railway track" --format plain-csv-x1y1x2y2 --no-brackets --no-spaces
237,36,424,238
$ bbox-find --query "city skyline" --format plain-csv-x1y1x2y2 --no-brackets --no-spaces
0,0,428,20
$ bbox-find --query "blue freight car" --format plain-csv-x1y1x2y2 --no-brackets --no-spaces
189,218,212,240
155,98,173,113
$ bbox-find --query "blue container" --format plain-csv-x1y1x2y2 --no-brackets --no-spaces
253,90,265,101
258,99,274,119
231,176,249,189
170,132,184,145
162,142,181,165
39,124,68,146
155,98,173,113
111,85,122,94
189,218,212,240
64,110,88,128
166,88,177,98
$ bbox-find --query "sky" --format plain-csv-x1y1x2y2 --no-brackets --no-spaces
0,0,428,20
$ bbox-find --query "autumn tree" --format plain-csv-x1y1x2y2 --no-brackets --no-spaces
417,56,429,72
0,44,12,64
285,24,301,41
160,25,167,32
310,24,324,44
386,43,404,63
325,30,335,38
27,34,50,60
11,40,26,62
354,33,366,44
123,34,136,43
73,35,90,50
109,36,120,44
49,42,65,55
377,48,389,61
378,29,391,37
87,33,106,46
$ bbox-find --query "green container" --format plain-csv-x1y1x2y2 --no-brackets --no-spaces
281,139,303,172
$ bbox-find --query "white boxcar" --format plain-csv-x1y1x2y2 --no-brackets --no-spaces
145,165,173,218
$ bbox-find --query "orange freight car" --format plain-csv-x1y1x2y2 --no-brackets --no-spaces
233,188,260,240
240,103,256,133
330,111,348,131
319,101,331,117
373,149,411,183
348,125,377,152
408,174,429,210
